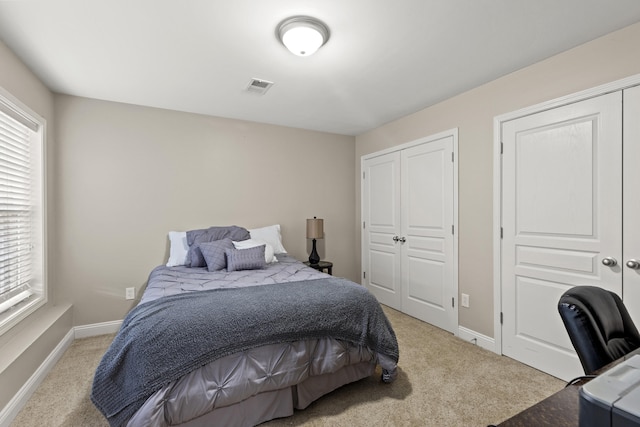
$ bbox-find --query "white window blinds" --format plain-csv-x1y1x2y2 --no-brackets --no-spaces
0,109,34,313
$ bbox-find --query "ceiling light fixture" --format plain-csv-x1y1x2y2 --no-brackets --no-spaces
277,16,330,57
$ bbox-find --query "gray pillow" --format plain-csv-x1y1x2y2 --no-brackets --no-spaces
199,238,234,272
185,226,250,267
225,245,266,272
185,245,203,268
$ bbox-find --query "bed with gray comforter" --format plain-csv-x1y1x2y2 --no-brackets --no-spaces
91,254,399,427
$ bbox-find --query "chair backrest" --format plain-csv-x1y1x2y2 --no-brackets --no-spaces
558,286,640,375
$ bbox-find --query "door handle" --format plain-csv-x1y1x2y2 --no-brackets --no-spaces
392,236,399,242
602,257,618,267
398,237,406,243
626,259,640,270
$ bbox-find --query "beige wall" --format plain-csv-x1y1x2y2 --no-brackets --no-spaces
54,95,356,326
356,22,640,338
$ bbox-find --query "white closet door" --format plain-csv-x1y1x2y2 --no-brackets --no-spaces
623,85,640,322
362,152,402,309
501,91,622,381
400,136,456,332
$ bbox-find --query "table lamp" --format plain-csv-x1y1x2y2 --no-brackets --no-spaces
306,217,323,265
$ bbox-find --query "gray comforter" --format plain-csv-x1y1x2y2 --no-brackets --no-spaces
139,254,330,303
91,276,399,427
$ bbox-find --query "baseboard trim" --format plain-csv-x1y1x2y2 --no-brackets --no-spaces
0,328,74,427
74,320,122,339
457,326,496,352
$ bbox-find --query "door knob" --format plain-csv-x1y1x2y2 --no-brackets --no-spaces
626,259,640,270
602,257,618,267
398,237,406,243
392,236,399,242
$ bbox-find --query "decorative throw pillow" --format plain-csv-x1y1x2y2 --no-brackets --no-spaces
232,239,277,263
199,238,234,272
225,245,266,272
249,224,287,254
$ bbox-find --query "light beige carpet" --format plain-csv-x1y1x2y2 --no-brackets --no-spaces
10,307,564,427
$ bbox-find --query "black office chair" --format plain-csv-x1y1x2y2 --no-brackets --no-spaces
558,285,640,375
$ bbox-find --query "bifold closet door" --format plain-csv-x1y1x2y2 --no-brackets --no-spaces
501,91,623,381
363,133,456,334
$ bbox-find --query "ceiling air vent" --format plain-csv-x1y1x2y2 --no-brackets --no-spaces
245,78,274,95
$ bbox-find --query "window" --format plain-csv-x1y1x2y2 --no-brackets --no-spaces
0,87,46,335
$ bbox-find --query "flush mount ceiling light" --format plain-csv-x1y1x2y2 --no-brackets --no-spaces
277,16,330,57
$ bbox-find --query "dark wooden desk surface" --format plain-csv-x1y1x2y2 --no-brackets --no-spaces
497,349,640,426
498,385,580,426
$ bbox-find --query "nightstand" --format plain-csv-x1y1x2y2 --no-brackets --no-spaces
304,261,333,275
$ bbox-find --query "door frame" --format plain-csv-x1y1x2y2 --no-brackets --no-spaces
492,73,640,355
362,128,459,333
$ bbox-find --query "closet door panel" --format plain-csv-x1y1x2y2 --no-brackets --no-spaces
362,152,402,309
501,91,622,381
401,136,455,332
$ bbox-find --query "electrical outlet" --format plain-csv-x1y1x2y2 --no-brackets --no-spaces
461,293,470,308
125,287,135,300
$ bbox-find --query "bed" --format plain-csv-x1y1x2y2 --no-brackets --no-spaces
91,225,399,427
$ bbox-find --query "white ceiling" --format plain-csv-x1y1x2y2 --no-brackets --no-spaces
1,1,640,136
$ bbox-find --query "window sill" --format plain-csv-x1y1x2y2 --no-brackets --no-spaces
0,295,47,338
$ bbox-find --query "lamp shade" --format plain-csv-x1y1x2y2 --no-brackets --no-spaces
306,217,324,239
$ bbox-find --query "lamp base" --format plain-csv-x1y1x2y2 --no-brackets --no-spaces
308,238,320,265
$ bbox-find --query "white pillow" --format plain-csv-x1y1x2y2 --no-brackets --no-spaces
249,224,287,254
233,239,277,263
166,231,189,267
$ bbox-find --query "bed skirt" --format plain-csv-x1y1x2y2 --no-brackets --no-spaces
126,361,376,427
